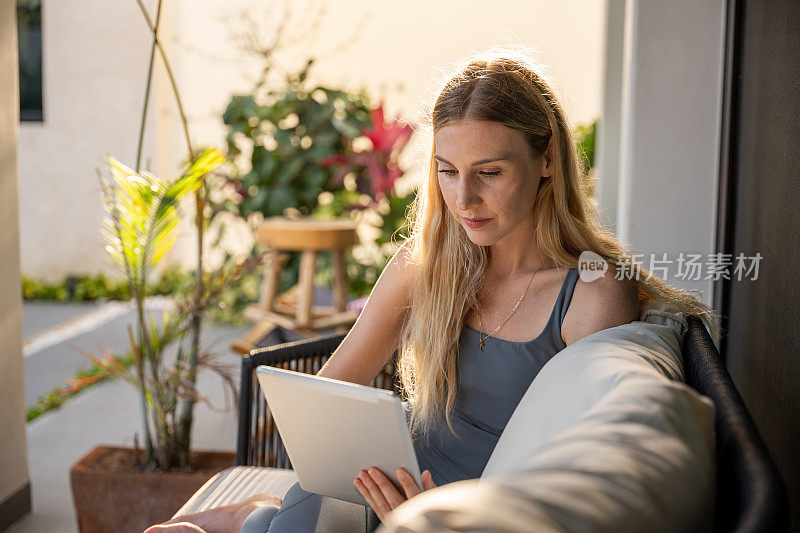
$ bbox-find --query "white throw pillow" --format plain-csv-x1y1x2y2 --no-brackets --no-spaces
481,303,689,478
381,378,715,532
379,303,717,533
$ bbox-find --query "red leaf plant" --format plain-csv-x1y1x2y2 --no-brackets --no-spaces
321,103,413,204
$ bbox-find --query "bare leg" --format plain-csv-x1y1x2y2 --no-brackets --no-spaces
143,494,282,533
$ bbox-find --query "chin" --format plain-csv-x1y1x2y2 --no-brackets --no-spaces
462,228,497,247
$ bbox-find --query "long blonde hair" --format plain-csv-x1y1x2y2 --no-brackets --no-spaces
396,48,720,440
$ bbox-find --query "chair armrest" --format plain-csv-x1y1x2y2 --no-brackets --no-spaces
247,332,348,367
173,466,298,518
682,316,789,532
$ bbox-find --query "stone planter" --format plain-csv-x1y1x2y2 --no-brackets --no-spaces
70,445,235,533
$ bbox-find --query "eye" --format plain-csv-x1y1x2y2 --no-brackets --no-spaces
437,169,457,176
479,170,501,177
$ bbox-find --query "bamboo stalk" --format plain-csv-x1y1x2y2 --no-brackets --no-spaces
133,0,193,158
135,0,163,173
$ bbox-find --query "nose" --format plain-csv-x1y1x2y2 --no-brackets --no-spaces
456,175,481,211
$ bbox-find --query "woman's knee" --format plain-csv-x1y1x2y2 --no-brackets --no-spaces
238,504,281,533
273,482,316,513
266,483,323,532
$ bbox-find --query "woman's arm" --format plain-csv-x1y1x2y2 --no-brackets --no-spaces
316,240,415,386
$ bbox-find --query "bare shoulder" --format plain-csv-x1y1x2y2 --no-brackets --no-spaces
561,268,640,347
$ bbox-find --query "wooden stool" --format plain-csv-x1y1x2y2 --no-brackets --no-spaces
232,217,360,355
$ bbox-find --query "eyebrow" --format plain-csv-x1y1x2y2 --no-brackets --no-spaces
433,155,512,166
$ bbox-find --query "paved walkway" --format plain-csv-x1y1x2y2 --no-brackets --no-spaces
22,301,99,340
23,299,174,407
9,301,249,533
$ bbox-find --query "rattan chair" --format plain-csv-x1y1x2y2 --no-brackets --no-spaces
180,317,790,532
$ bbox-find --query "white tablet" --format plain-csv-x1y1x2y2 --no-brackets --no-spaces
255,365,422,506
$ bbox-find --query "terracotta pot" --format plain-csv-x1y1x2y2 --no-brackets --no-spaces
70,445,235,533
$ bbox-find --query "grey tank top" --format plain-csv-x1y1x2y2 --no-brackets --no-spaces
409,267,580,486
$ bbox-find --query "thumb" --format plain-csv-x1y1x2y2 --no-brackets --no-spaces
421,470,437,491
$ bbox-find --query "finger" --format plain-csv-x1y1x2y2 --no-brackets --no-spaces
366,468,406,509
396,468,422,499
358,470,393,516
421,470,437,491
355,478,384,522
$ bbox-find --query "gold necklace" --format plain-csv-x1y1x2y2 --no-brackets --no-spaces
476,268,539,351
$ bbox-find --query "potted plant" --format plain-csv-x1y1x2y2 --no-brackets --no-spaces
69,148,242,533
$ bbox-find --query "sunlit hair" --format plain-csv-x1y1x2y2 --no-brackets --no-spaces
394,46,721,441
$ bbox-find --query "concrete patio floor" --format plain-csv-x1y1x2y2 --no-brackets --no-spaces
9,301,250,533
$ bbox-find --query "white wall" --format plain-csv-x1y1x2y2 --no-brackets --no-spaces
1,0,31,521
18,0,607,279
17,0,157,281
595,0,626,232
599,0,727,306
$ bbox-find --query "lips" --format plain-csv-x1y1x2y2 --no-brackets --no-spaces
462,217,492,228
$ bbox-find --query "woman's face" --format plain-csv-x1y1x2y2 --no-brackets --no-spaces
434,119,550,248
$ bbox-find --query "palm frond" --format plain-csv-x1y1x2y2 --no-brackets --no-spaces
73,345,138,387
140,148,224,281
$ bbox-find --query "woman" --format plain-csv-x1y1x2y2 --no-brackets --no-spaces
147,47,719,533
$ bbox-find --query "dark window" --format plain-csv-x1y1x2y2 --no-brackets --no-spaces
17,0,42,122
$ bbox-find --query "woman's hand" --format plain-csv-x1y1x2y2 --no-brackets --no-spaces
354,467,437,522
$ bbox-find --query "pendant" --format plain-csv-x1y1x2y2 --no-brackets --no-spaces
479,338,485,351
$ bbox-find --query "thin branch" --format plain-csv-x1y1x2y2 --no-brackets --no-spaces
135,0,163,172
133,0,194,158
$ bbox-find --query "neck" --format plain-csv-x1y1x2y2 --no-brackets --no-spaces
485,223,556,277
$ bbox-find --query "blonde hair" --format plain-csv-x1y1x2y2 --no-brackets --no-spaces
396,47,721,441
